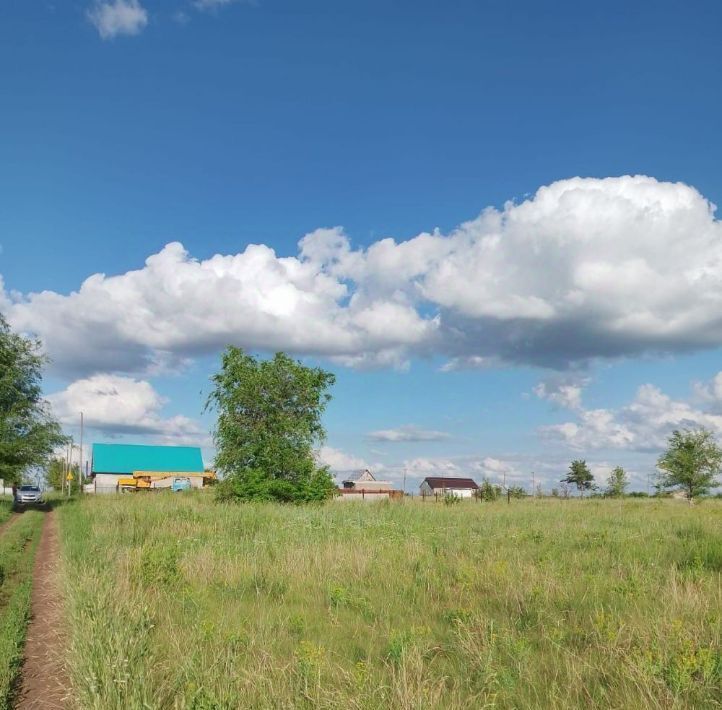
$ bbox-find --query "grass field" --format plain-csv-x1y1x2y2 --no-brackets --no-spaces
0,509,44,709
58,494,721,709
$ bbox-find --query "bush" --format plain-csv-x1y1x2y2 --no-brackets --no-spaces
475,479,502,502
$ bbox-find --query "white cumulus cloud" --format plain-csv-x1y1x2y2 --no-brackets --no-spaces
47,374,206,444
316,446,371,473
540,374,722,452
87,0,148,39
6,176,722,377
534,375,590,410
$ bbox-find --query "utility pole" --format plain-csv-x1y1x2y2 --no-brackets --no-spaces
532,471,536,495
79,412,84,496
402,466,407,498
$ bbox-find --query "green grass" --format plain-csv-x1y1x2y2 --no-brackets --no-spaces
59,495,722,709
0,510,44,709
0,498,13,527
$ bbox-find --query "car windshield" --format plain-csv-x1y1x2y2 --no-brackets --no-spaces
20,485,40,492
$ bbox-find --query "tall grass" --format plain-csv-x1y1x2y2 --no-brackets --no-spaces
59,495,721,709
0,510,44,709
0,498,12,526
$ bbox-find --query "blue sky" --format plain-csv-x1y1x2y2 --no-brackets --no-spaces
3,0,722,491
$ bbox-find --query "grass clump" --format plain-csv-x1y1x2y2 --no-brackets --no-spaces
59,494,722,709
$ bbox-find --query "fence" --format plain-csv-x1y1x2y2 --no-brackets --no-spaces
335,489,403,502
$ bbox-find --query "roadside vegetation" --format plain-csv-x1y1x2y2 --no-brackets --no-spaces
0,498,12,527
207,348,337,503
59,494,721,709
0,511,44,709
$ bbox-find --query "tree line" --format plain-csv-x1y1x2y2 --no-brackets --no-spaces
1,312,721,503
560,428,722,502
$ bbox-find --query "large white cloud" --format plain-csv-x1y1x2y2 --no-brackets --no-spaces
87,0,148,39
6,175,722,377
316,446,373,474
539,373,722,452
47,374,206,444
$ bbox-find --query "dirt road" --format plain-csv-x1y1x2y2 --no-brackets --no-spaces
14,511,68,709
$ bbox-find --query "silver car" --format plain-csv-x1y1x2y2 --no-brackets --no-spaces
15,485,43,506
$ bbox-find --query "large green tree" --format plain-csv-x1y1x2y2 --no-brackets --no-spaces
562,459,594,497
206,348,336,502
0,314,65,485
657,428,722,502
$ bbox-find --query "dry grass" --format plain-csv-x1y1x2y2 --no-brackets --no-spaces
59,494,722,709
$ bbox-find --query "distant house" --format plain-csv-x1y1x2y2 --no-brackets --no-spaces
341,469,392,492
91,443,206,493
337,469,400,501
420,476,479,499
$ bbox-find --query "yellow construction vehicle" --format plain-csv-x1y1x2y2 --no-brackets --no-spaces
118,470,216,492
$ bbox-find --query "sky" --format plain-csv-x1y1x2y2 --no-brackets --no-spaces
3,0,722,493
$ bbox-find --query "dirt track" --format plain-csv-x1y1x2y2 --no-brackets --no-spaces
14,511,68,709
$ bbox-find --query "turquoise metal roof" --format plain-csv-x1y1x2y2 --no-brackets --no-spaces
92,443,204,474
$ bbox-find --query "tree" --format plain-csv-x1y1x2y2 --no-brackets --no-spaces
562,459,594,497
45,457,80,492
0,314,65,485
507,485,526,499
45,457,65,491
474,479,502,502
206,348,337,502
605,466,629,498
657,428,722,503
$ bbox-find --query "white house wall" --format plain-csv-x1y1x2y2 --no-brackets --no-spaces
94,474,124,493
420,485,475,498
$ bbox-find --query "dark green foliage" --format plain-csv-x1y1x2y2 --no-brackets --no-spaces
0,314,66,485
563,459,594,497
207,348,336,503
657,428,722,501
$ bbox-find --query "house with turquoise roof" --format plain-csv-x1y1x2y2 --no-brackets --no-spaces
91,443,206,493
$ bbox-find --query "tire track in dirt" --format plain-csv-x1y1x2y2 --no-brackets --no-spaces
14,511,68,709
